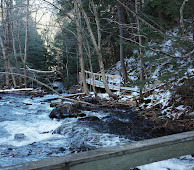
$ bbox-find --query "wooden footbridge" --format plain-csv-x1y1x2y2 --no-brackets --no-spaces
5,131,194,170
80,70,138,92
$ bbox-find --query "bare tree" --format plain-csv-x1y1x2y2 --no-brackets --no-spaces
74,0,89,94
117,2,128,84
84,38,97,96
78,0,116,98
135,0,144,100
23,0,29,87
1,0,10,87
180,0,194,44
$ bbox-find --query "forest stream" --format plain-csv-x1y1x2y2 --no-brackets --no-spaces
0,94,193,169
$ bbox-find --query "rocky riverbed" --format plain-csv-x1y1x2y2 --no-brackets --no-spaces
0,94,193,169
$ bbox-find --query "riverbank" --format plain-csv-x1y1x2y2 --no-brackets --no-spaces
0,93,193,169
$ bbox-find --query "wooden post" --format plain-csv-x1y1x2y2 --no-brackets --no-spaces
112,77,114,89
93,73,95,87
99,75,100,88
119,76,121,92
90,72,92,91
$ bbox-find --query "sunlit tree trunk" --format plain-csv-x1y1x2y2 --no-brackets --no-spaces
74,0,89,94
78,0,117,98
23,0,29,87
1,0,9,87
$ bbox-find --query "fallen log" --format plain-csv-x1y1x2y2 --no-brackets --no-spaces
0,72,94,106
26,65,56,74
0,88,33,93
64,93,86,98
41,93,86,102
59,96,94,106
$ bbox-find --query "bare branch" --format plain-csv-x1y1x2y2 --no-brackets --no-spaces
26,65,56,74
0,72,94,106
180,0,194,44
0,71,60,95
40,0,73,21
116,0,164,36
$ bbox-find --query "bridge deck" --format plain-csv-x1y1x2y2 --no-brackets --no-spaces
82,70,139,93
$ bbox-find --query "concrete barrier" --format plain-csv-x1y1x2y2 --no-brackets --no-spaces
3,131,194,170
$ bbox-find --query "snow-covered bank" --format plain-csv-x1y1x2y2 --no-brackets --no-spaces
105,27,194,120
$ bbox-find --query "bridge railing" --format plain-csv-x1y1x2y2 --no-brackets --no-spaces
82,70,121,91
5,131,194,170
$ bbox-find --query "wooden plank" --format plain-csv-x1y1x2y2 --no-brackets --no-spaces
5,131,194,170
84,70,122,91
85,70,121,79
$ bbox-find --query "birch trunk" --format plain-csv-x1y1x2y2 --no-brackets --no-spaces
78,0,116,98
0,36,9,86
74,0,89,94
1,0,9,87
23,0,29,87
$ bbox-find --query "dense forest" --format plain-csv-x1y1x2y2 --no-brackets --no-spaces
0,0,194,168
0,0,193,97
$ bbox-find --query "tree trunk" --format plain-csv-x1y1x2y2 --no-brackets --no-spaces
74,0,89,94
85,38,97,96
78,0,116,98
0,36,9,87
24,0,29,87
192,8,194,41
117,3,128,84
17,21,23,60
1,0,9,87
135,0,144,101
10,19,18,66
8,61,17,87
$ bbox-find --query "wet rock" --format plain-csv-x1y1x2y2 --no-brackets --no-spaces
49,107,86,119
79,115,100,122
39,131,50,134
69,138,96,153
50,102,61,107
50,102,72,108
49,108,67,119
23,103,32,105
144,99,151,104
59,147,66,152
83,97,99,104
14,133,26,141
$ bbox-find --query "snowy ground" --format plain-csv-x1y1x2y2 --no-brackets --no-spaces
86,28,194,169
104,27,194,119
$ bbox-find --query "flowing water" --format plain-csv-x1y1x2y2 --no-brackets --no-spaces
0,94,193,169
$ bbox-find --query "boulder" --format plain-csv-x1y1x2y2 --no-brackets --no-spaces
14,133,26,141
79,115,100,122
49,107,86,119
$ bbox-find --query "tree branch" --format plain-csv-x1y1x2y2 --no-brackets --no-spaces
0,72,94,106
180,0,194,44
116,0,164,36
